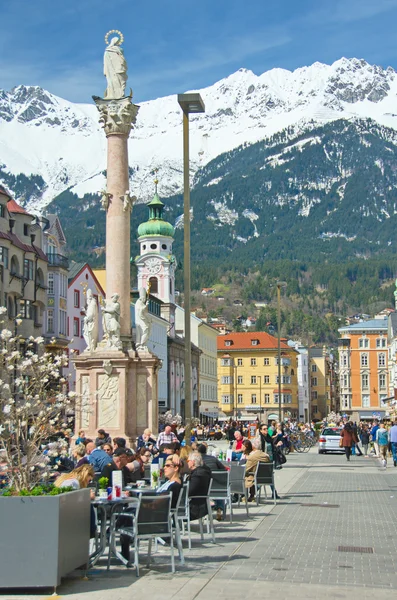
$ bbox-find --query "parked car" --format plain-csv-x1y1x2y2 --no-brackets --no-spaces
318,427,343,454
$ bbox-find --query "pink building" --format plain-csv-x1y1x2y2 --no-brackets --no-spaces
65,262,105,389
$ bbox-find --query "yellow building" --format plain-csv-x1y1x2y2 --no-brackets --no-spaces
308,347,333,419
217,332,299,422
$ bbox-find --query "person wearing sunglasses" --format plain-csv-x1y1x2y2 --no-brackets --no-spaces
156,455,182,508
102,443,113,456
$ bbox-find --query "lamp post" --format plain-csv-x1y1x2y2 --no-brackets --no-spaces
178,93,205,443
276,281,287,423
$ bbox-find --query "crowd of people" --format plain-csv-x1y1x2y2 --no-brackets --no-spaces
339,419,397,465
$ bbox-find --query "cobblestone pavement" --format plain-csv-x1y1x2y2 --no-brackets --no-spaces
5,450,397,600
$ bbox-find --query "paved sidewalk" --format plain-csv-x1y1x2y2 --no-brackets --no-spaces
5,450,397,600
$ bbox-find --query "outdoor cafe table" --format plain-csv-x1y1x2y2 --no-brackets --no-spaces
90,496,139,568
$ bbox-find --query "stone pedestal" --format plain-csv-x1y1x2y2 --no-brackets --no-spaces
74,349,160,443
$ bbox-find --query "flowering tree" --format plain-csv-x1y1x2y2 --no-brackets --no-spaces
0,309,78,491
159,411,182,427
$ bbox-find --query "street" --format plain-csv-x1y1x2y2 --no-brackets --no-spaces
6,448,397,600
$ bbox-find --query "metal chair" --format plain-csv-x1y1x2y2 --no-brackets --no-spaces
111,493,176,576
229,463,249,517
173,482,192,549
189,478,216,544
210,470,233,523
254,461,276,505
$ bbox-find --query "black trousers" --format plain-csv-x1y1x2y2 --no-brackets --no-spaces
344,446,352,460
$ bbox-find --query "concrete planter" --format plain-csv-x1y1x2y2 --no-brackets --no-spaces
0,488,91,589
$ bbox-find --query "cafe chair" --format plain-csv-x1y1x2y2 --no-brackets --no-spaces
229,464,249,517
189,479,216,544
254,462,276,506
210,470,233,523
172,482,192,549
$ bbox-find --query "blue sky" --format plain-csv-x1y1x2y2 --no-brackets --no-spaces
1,0,397,103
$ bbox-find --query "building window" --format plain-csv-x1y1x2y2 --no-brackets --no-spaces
237,376,243,384
251,394,257,404
311,377,318,386
60,274,67,298
312,405,318,414
237,394,243,404
379,374,386,390
360,353,368,367
149,277,158,293
341,353,348,367
48,273,54,295
0,247,9,269
221,395,232,404
221,376,233,384
311,390,318,400
343,374,349,388
277,375,291,384
264,394,270,403
274,393,292,404
378,353,386,367
19,299,32,319
311,364,317,372
251,340,258,346
380,394,388,407
225,340,231,347
74,290,80,308
359,338,369,348
376,338,386,348
361,374,369,389
47,309,54,333
264,358,270,366
59,310,67,335
251,376,257,384
0,204,4,218
221,358,231,366
250,358,256,366
362,394,370,407
264,375,270,384
237,358,243,366
23,259,33,280
73,318,79,337
81,319,84,337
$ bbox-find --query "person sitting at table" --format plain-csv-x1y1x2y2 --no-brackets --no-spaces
81,442,111,472
139,447,152,465
197,443,226,521
100,447,130,487
72,443,86,466
244,438,270,502
156,454,182,508
95,429,112,447
124,449,144,484
231,431,246,461
75,429,87,446
186,452,211,520
113,437,126,451
152,443,174,465
54,463,95,491
102,443,113,457
137,428,157,451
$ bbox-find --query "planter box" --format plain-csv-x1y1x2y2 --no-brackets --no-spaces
0,488,91,589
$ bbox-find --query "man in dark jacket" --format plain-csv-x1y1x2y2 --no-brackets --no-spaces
187,452,211,520
197,443,226,520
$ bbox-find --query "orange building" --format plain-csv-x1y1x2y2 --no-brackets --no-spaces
338,319,389,420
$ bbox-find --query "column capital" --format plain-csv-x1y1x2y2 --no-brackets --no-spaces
93,96,139,137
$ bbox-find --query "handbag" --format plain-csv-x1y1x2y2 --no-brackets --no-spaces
339,437,344,448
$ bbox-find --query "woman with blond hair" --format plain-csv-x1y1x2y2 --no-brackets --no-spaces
54,464,95,491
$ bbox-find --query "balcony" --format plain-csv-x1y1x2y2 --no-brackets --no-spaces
48,253,69,269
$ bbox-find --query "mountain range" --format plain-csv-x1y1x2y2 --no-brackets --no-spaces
2,57,397,269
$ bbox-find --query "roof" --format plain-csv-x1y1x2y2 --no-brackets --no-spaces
0,185,12,199
338,318,388,333
7,198,30,215
217,331,293,351
93,269,106,293
0,230,47,261
68,263,105,297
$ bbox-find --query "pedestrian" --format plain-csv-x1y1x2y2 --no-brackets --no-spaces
352,422,363,456
389,420,397,467
370,421,380,457
340,422,358,461
376,422,389,467
360,425,370,457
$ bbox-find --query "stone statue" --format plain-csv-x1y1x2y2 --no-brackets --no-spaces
135,287,152,351
100,189,112,210
83,289,99,352
104,34,127,99
102,293,122,350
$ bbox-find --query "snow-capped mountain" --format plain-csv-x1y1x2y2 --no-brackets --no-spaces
1,57,397,211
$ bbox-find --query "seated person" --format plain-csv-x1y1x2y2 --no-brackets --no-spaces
95,428,112,447
113,437,126,451
197,443,226,471
152,443,175,465
137,428,157,451
84,442,112,472
244,438,270,502
186,452,211,520
156,454,182,508
231,431,246,461
124,449,144,484
100,448,130,487
75,429,87,446
54,464,96,537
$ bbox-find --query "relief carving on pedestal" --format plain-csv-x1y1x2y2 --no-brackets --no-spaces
81,375,90,429
136,373,147,427
98,373,120,428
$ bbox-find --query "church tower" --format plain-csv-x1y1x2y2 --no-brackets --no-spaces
135,179,177,336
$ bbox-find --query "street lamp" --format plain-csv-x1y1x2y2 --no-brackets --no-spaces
276,281,287,423
178,93,205,442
